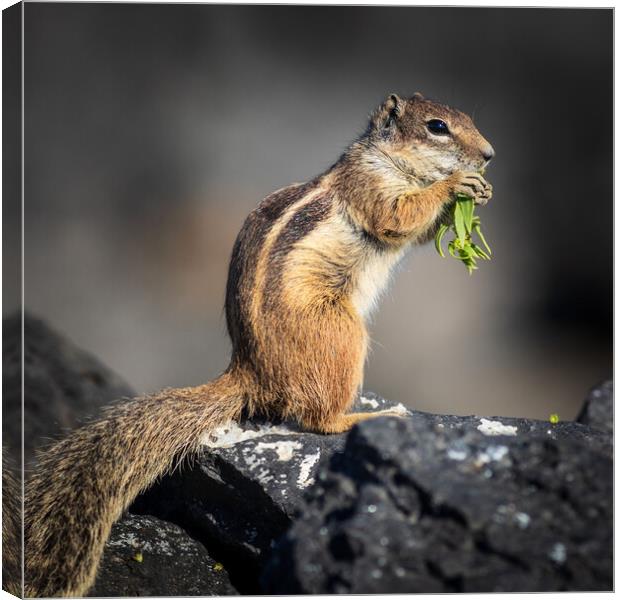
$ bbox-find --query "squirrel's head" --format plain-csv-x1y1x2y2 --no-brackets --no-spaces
366,92,495,183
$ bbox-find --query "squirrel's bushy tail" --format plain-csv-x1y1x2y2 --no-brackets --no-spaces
24,372,246,598
3,454,22,597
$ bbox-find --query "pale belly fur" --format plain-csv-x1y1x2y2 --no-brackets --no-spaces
350,245,407,319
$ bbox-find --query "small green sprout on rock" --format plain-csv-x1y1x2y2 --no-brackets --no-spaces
435,194,492,274
132,552,143,563
549,414,559,424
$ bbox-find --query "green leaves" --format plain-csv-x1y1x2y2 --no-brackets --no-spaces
454,200,466,244
434,194,492,275
435,223,449,257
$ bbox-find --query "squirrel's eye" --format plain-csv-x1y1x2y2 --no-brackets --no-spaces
426,119,450,135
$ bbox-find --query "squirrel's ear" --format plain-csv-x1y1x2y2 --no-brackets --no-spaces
371,93,404,130
412,91,424,100
385,93,404,118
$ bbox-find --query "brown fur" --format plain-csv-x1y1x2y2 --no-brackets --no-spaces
3,453,22,596
20,93,493,596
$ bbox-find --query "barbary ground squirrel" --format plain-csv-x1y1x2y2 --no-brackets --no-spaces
10,92,494,597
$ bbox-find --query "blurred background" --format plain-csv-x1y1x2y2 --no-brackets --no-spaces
8,5,612,420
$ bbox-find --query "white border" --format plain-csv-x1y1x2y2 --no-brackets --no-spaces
0,3,615,600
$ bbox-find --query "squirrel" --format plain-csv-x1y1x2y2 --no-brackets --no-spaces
16,92,494,597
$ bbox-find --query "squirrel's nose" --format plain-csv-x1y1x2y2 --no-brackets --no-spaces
482,145,495,162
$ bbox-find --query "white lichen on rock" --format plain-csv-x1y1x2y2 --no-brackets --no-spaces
447,448,468,461
106,526,177,557
514,512,531,529
477,444,509,464
297,449,321,488
254,440,303,461
255,467,275,485
107,531,139,549
360,396,380,409
201,420,301,448
548,542,567,564
477,418,518,437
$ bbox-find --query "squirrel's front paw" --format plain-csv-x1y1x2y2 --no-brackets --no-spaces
449,171,493,206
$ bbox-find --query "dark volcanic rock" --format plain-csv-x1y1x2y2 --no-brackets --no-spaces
3,312,135,466
10,313,611,594
262,412,613,593
576,380,613,435
131,392,410,589
90,514,237,596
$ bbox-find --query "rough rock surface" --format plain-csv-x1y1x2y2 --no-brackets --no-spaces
131,392,409,590
8,314,612,595
3,312,135,466
576,380,613,435
262,400,613,593
90,513,237,596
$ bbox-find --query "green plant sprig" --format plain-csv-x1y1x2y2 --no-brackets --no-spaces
435,194,492,275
